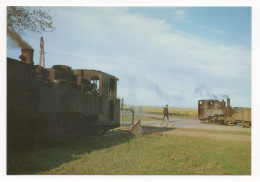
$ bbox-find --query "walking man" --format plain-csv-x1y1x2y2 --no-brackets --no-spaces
161,104,169,127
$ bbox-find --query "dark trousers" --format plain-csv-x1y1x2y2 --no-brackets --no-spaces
163,115,169,121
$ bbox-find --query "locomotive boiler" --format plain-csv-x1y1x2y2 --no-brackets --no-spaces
7,47,121,147
198,98,251,128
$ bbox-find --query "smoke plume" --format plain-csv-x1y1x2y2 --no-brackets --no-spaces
193,84,229,100
193,84,211,97
7,29,32,49
219,94,229,99
210,94,218,100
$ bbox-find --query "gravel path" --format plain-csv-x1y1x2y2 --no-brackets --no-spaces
139,114,251,132
135,114,251,141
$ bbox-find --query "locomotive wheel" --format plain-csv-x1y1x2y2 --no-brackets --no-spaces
216,120,221,125
209,116,216,124
242,121,250,128
224,117,235,126
213,116,219,124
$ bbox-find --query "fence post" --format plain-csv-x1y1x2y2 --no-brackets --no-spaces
121,98,124,109
132,108,135,126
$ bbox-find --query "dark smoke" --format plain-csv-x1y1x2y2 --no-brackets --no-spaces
193,84,210,97
194,85,229,100
219,94,229,99
145,79,185,103
7,29,32,49
147,81,163,96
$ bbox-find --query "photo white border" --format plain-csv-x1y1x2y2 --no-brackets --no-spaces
1,1,259,182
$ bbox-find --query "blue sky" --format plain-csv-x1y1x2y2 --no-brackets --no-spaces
7,7,251,108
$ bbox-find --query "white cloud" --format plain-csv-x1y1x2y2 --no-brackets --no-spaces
171,9,188,23
174,10,186,15
8,7,250,107
54,8,250,106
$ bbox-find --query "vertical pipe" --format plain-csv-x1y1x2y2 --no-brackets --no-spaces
39,50,42,66
121,98,124,109
43,46,45,68
198,101,201,117
221,99,225,108
227,98,230,107
132,108,135,126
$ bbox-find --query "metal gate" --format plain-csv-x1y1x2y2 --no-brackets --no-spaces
120,108,135,126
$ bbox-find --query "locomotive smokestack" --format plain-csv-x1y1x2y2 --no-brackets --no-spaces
227,98,230,107
20,48,34,65
221,99,225,108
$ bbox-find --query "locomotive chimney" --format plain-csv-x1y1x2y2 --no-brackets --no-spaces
20,48,34,65
227,98,230,107
221,99,226,108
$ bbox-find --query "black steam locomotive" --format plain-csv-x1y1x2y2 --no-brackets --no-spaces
7,48,121,147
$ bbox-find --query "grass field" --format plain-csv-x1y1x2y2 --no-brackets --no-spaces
131,105,198,119
135,115,161,121
8,128,251,175
176,128,251,136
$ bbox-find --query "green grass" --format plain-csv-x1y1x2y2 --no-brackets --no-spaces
143,112,198,119
135,115,161,121
176,128,251,136
140,106,198,119
125,105,198,119
8,129,251,175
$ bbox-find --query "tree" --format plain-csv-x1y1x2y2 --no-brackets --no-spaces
7,6,55,33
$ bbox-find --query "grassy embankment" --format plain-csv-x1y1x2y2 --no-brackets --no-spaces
8,127,251,175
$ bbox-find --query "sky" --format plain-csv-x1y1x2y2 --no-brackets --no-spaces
6,6,251,108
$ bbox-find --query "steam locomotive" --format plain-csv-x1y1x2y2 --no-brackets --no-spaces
7,48,121,147
198,98,251,128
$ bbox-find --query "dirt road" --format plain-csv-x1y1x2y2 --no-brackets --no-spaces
137,114,251,141
139,114,251,132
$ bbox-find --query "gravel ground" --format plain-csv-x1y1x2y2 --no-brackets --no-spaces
136,115,251,141
139,114,251,132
